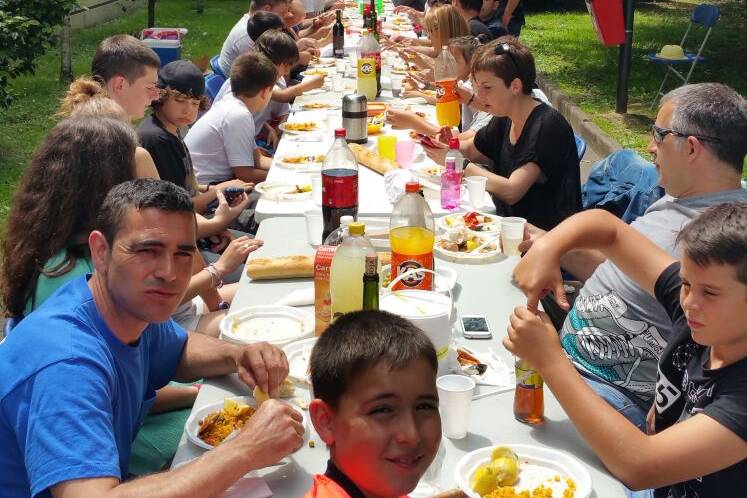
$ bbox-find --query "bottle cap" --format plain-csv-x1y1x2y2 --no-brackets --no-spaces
335,128,346,137
364,253,378,275
405,181,420,193
348,222,365,235
340,215,354,227
448,137,459,149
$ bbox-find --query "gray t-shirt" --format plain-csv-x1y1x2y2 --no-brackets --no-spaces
219,13,254,76
561,188,747,409
184,93,256,184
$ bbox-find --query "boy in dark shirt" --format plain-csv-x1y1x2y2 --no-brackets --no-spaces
306,311,442,498
508,204,747,498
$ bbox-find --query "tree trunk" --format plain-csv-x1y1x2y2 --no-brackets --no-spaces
59,15,73,82
196,0,205,14
148,0,156,27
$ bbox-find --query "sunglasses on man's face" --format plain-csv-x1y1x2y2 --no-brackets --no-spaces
651,124,722,145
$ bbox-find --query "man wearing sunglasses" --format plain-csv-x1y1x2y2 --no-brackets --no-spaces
521,83,746,466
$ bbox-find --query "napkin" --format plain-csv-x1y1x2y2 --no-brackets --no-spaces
274,287,315,307
384,169,416,204
448,345,513,388
219,477,272,498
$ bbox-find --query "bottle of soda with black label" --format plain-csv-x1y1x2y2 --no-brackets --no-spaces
322,128,359,240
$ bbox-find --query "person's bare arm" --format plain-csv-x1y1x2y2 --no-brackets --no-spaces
502,0,520,27
51,400,304,498
504,307,747,491
465,161,541,207
191,180,253,214
273,75,325,103
233,165,268,183
195,191,252,238
134,147,160,179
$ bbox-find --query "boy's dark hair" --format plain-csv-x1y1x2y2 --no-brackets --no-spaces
250,0,288,12
457,0,483,12
472,36,536,95
91,34,161,83
310,310,438,409
254,29,300,67
230,52,279,98
95,179,194,246
248,11,285,41
677,202,747,285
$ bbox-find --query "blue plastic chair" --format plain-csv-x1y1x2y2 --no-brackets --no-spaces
575,134,587,161
210,55,226,78
648,4,720,107
204,73,226,102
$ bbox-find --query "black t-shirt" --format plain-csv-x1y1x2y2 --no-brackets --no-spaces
468,16,493,40
137,115,197,194
653,262,747,498
473,102,582,230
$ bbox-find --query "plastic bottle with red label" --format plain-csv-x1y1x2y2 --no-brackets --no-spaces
322,128,359,241
435,46,461,128
389,181,435,291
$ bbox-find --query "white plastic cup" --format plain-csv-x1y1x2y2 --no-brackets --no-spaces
335,58,345,74
391,75,403,98
501,217,526,256
311,174,323,206
465,176,487,209
436,374,475,439
395,140,415,168
332,73,344,92
304,208,324,246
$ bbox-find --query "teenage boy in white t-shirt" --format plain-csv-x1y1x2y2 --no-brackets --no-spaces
186,52,278,185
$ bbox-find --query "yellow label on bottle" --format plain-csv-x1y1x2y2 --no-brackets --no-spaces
515,360,543,388
357,58,375,79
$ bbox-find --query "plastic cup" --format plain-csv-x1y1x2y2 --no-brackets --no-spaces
465,176,487,209
377,135,397,161
332,73,344,92
390,75,403,98
436,374,475,439
395,140,415,168
311,174,323,206
501,217,526,257
304,208,324,246
335,58,345,74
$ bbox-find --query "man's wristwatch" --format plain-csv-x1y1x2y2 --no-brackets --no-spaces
217,300,230,310
463,158,471,171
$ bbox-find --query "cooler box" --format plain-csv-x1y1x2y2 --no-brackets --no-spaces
586,0,625,46
141,28,187,66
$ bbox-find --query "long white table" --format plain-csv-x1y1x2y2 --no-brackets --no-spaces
172,217,626,498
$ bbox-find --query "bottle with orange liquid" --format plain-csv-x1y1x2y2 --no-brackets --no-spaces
513,358,544,424
389,181,435,291
434,46,461,128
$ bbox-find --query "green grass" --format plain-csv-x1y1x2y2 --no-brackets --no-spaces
521,0,747,156
0,0,248,222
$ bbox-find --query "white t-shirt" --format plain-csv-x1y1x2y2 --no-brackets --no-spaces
214,77,290,131
219,13,255,76
460,79,476,130
185,93,256,184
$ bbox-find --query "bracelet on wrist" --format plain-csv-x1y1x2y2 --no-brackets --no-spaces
205,263,224,289
217,300,230,310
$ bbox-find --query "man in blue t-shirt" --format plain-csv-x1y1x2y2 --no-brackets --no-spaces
0,179,304,498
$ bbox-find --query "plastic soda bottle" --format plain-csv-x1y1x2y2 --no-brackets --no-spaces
514,358,544,424
445,137,464,175
356,30,378,100
358,29,381,97
389,181,435,291
435,46,461,128
323,215,354,246
440,157,461,210
322,129,358,241
330,222,376,321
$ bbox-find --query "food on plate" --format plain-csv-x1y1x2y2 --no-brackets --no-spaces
348,143,400,175
246,255,315,280
301,102,334,110
253,379,296,404
293,184,312,193
391,16,410,25
281,154,325,164
309,56,335,67
284,122,317,132
456,348,487,375
471,447,520,496
303,69,328,76
367,102,388,117
438,227,497,253
197,398,256,447
445,212,499,232
421,164,444,178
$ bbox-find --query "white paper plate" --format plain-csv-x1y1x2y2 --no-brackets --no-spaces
301,68,331,77
282,337,317,384
436,212,502,235
254,181,313,202
275,155,325,172
434,234,501,264
278,121,325,134
297,102,339,112
185,396,307,453
455,444,592,498
220,305,314,347
309,57,336,67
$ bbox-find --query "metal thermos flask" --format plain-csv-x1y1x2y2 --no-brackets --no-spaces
342,93,368,144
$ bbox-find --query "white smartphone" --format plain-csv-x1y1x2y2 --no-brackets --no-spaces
460,314,492,340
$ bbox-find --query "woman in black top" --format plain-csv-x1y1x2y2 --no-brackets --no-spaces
427,37,581,230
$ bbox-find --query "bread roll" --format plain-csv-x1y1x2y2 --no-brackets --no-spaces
253,379,296,405
348,143,400,175
246,255,314,280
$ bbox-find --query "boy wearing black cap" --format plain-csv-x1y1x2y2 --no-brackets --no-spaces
137,60,252,214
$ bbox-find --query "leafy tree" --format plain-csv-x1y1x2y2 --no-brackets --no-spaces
0,0,78,107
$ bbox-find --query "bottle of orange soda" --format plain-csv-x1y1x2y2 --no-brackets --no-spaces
434,46,461,128
389,181,435,291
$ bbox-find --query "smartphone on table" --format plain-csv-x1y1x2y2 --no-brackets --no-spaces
460,314,493,340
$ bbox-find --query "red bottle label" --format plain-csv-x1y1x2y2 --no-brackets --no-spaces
322,171,358,208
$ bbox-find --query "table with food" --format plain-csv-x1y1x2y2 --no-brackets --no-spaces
172,2,627,497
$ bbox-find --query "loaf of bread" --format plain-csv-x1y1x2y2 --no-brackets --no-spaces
246,255,314,280
348,143,400,175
